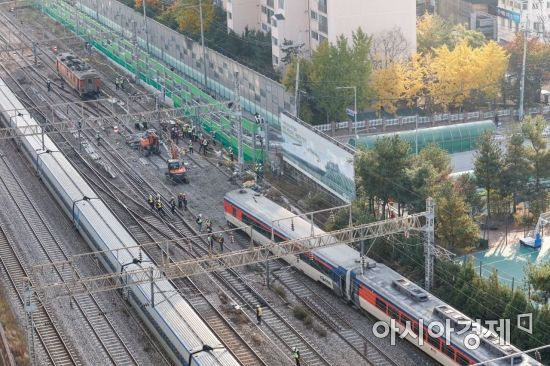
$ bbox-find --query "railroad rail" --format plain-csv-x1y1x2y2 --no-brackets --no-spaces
0,225,80,366
0,153,139,366
0,9,388,365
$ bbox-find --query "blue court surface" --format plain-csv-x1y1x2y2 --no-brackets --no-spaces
459,235,550,290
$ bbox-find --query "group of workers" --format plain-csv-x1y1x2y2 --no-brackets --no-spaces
147,192,187,216
195,214,226,252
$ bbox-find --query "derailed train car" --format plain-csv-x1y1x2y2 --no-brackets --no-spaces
0,78,239,366
55,52,101,97
224,188,542,366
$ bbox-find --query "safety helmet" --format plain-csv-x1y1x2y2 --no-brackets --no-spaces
198,214,202,217
293,347,297,351
256,305,260,308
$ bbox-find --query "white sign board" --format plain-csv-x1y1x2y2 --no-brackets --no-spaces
280,113,355,202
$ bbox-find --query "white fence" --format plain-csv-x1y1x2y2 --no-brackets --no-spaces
314,106,550,135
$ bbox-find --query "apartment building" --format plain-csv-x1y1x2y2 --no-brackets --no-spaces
496,0,550,43
223,0,416,69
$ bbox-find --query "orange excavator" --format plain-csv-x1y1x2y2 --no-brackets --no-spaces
140,129,160,156
166,142,188,184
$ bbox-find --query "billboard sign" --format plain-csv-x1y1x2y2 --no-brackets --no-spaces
496,7,520,24
279,113,356,202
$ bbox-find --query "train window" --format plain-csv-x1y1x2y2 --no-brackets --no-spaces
427,335,440,349
400,314,411,326
442,344,454,359
456,353,469,366
411,321,419,334
387,306,399,320
232,206,237,216
375,298,386,312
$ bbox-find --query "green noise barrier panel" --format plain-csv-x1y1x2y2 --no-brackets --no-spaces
37,0,264,162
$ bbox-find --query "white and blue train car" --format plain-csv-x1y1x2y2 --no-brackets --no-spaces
224,188,542,366
0,78,240,366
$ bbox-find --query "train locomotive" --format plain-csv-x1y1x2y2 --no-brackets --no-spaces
224,189,542,366
0,77,239,366
55,52,101,97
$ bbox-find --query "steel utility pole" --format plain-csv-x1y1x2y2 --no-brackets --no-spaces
424,197,435,291
519,15,528,121
294,59,300,117
142,0,150,53
234,72,244,172
199,0,208,89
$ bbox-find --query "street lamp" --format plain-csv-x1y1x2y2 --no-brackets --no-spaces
188,344,225,365
336,86,357,139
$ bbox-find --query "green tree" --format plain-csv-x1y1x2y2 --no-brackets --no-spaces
282,28,372,123
527,262,550,303
417,13,487,53
435,183,479,249
407,144,451,213
522,115,550,216
355,135,411,219
500,132,531,213
504,34,550,107
455,173,483,216
474,131,504,221
502,291,530,349
418,143,451,178
166,0,215,34
447,23,486,49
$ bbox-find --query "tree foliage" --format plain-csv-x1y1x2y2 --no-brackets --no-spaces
521,115,550,216
474,131,504,219
165,0,215,34
504,34,550,107
436,183,480,249
283,28,372,123
527,262,550,303
370,62,405,114
427,41,508,110
417,13,486,53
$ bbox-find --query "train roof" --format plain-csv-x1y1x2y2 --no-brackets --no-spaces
57,52,99,78
0,78,238,366
225,189,541,365
224,189,358,263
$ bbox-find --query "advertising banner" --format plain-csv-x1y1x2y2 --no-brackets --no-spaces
280,113,355,202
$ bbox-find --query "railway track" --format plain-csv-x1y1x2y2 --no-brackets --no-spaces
0,8,390,365
273,266,396,366
0,225,80,366
87,139,332,366
0,154,139,366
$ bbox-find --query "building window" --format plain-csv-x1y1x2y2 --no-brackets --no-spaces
227,12,232,19
271,18,277,27
267,0,274,8
311,31,318,40
318,0,327,13
273,55,278,64
523,2,527,9
319,15,328,33
262,23,268,31
261,5,267,13
311,10,317,20
267,8,274,18
319,34,327,43
272,36,278,46
278,0,284,9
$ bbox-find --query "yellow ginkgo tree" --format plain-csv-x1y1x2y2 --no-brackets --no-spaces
370,62,406,114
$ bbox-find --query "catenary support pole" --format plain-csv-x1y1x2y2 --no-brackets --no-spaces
519,16,528,121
